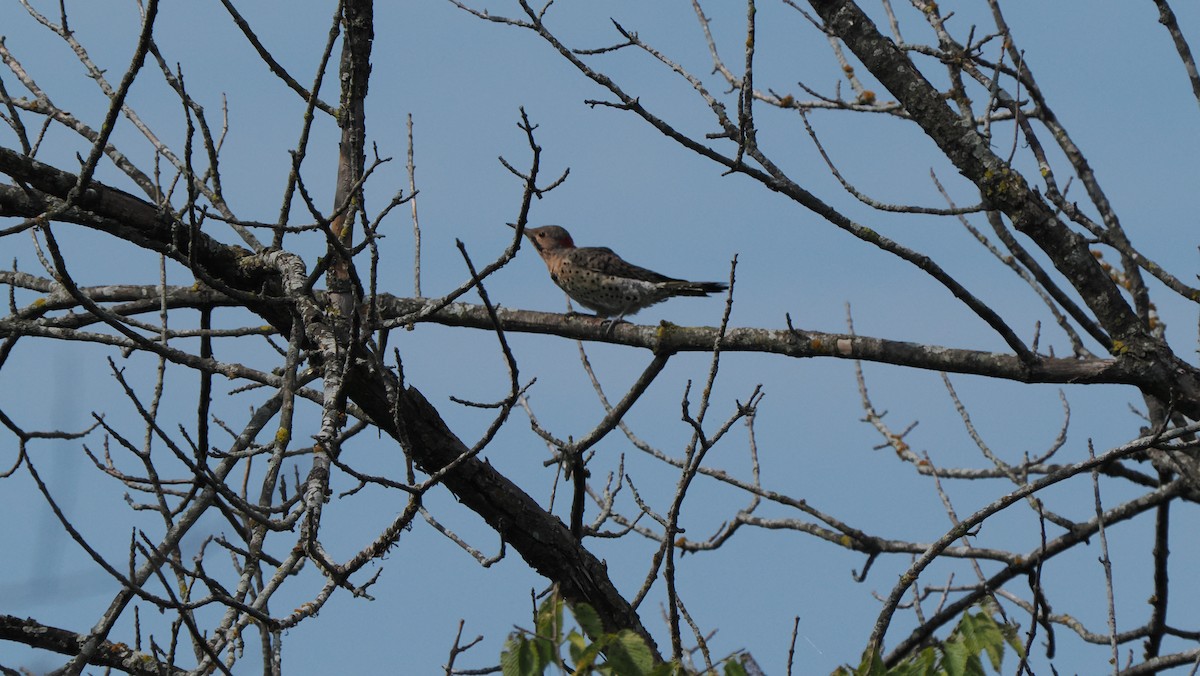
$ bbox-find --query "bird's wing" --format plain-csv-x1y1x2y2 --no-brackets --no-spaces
570,247,679,284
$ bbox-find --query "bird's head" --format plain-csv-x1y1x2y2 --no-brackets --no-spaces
517,225,576,252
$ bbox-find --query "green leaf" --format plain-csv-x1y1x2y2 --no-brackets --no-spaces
842,646,887,676
943,638,969,676
1002,622,1026,661
571,632,604,673
956,612,980,652
724,655,749,676
886,646,938,676
535,596,565,643
500,645,519,676
501,636,539,676
602,629,654,676
568,630,588,664
974,615,1007,671
944,638,988,676
533,637,556,670
956,606,1018,673
573,602,605,639
522,597,562,669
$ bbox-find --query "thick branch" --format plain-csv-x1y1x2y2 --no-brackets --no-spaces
375,298,1135,387
805,0,1200,416
0,615,187,676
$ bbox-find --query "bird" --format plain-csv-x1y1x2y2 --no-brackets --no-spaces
513,224,728,324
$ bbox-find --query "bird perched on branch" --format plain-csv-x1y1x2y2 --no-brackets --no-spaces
513,224,728,324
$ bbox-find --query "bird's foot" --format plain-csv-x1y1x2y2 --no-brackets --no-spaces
599,315,628,338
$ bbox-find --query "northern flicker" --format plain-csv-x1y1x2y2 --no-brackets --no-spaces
514,224,728,322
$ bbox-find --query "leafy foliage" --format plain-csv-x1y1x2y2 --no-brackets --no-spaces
834,604,1024,676
501,596,757,676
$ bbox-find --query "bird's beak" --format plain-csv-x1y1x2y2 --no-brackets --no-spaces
507,222,526,238
507,222,538,249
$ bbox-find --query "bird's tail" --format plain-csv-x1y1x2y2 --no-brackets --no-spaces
666,281,729,297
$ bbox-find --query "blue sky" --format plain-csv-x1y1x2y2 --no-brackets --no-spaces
2,1,1200,674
